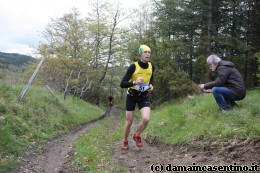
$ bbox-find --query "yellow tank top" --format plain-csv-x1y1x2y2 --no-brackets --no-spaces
129,61,152,90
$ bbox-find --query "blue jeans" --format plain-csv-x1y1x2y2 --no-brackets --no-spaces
212,87,237,110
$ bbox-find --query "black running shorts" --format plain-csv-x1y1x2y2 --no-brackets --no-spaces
126,94,150,111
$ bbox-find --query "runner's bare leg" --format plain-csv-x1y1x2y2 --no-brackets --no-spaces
124,111,134,138
136,107,150,133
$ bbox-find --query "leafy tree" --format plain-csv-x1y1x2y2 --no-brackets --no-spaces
41,9,90,60
25,0,259,107
152,0,259,89
34,0,139,105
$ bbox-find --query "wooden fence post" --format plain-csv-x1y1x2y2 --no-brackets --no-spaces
18,57,45,102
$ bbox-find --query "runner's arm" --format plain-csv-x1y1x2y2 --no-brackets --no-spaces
120,64,135,88
149,64,155,85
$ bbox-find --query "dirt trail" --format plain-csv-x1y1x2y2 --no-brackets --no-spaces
11,107,260,173
10,112,107,173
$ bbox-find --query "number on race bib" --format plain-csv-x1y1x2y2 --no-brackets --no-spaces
135,83,149,92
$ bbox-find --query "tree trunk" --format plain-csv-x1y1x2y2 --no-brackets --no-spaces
207,0,213,54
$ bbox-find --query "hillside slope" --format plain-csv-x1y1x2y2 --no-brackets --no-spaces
0,82,105,173
1,82,259,172
146,90,260,144
63,90,260,172
0,52,35,83
0,52,34,69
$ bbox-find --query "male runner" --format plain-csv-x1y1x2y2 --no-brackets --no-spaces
120,45,154,150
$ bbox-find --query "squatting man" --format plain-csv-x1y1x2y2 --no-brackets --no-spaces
198,54,246,111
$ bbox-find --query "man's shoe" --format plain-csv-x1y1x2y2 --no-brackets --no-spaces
122,139,129,150
229,101,238,108
219,107,230,111
133,133,143,147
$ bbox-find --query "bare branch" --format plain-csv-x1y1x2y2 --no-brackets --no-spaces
64,70,74,100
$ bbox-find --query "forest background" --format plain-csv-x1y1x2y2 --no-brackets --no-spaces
2,0,259,107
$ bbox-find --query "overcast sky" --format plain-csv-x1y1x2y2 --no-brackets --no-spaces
0,0,143,57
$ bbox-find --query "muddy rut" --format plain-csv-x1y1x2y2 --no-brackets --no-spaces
10,107,260,173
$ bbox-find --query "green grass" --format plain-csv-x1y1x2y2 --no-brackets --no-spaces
145,90,260,144
73,111,125,173
1,80,259,173
71,90,259,172
0,82,104,173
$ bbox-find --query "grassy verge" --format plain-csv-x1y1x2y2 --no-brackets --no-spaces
0,82,104,173
1,81,259,172
145,90,260,144
73,111,126,173
71,90,259,172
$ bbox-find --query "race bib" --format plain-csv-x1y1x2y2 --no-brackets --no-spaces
135,83,150,92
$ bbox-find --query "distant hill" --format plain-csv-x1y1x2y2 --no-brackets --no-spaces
0,52,35,83
0,52,35,69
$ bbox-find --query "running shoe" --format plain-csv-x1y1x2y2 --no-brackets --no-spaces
122,139,129,150
133,133,143,147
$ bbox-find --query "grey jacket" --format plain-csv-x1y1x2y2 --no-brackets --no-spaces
204,60,246,100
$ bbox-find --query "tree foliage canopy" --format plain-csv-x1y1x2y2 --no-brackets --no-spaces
23,0,259,106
